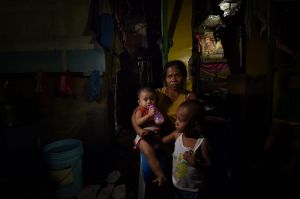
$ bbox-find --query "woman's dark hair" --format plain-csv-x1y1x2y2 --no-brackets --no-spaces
163,60,187,80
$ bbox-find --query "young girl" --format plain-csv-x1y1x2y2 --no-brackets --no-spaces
163,100,210,199
133,87,166,186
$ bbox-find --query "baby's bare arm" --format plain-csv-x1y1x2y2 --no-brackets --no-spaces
132,108,151,137
135,109,155,126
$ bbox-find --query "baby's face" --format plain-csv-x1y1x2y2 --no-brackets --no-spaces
138,91,156,108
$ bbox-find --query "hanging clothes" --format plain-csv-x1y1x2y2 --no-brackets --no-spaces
34,71,49,106
55,70,73,98
85,0,114,50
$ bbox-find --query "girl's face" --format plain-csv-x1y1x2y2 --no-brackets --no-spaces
175,106,201,137
165,66,184,90
175,107,190,132
138,90,156,108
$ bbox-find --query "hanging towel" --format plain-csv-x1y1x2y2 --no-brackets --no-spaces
89,70,102,101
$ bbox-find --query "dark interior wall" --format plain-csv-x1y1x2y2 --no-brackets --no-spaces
0,0,105,74
0,75,112,146
0,49,105,73
0,73,117,198
0,0,112,146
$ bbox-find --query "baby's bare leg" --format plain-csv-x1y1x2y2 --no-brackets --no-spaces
139,140,166,186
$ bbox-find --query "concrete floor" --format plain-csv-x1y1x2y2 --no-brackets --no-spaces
0,106,140,199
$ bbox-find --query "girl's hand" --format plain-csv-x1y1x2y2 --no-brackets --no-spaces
183,150,196,166
140,128,151,138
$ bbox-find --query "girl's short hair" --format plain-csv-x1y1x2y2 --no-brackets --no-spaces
179,100,205,125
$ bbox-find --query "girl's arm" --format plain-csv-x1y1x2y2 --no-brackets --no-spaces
200,138,211,167
185,138,210,168
162,130,180,144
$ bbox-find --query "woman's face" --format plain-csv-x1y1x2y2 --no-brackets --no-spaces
165,66,184,90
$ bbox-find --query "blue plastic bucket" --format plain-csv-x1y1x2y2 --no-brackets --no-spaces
43,139,83,199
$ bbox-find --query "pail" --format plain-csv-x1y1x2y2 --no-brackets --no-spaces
43,139,83,199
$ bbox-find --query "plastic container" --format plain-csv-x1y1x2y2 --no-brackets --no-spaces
43,139,83,199
149,104,164,125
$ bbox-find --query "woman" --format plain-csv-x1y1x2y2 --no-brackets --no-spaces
131,60,197,188
156,60,198,134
